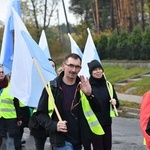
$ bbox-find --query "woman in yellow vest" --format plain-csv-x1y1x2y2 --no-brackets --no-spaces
87,60,120,150
0,66,22,150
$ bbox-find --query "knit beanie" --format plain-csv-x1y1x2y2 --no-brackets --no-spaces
88,60,104,74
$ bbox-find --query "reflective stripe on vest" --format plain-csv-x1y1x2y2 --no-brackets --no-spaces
80,91,104,135
0,83,17,119
47,83,54,117
107,81,115,117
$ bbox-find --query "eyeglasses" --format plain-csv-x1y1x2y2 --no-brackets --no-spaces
64,63,81,70
0,71,4,74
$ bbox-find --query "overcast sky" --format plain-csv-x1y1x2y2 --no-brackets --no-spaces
0,0,77,26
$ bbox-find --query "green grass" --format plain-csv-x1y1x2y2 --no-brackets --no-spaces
103,65,150,96
119,100,140,109
103,65,149,83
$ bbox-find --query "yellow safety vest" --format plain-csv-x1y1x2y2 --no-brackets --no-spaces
0,83,17,119
107,81,115,117
19,100,26,107
47,82,106,135
80,91,104,135
46,84,104,135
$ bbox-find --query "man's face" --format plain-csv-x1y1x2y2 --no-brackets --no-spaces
0,67,5,81
63,57,81,80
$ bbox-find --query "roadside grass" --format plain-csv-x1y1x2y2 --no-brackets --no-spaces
103,65,149,83
119,100,140,109
103,65,150,108
115,77,150,96
103,65,149,95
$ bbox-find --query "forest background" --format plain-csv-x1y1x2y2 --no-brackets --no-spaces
0,0,150,64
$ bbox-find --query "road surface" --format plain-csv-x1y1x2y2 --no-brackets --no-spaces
0,117,147,150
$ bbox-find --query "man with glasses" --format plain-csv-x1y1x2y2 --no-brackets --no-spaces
35,53,102,150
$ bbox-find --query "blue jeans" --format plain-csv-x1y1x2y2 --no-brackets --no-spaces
5,132,15,150
54,141,74,150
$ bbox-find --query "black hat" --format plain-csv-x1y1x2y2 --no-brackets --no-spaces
88,60,103,74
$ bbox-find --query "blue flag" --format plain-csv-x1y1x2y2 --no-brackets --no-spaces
0,0,21,75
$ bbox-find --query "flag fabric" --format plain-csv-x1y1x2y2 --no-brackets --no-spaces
68,33,83,58
10,8,57,107
0,0,11,24
0,0,21,75
39,30,51,58
79,28,101,77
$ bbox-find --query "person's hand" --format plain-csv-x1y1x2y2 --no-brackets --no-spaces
109,98,116,105
17,120,22,126
79,75,92,96
57,120,67,132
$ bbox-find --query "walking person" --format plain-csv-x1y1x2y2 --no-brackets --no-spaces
0,65,22,150
31,53,104,150
85,59,119,150
29,58,57,150
14,101,31,149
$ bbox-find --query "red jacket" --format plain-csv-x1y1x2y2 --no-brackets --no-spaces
140,91,150,149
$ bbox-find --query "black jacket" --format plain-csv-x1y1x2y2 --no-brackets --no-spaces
89,75,119,126
34,72,100,148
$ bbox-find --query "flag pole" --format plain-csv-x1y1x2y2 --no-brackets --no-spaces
103,73,118,116
33,58,62,121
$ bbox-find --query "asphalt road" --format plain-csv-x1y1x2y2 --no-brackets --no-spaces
0,117,147,150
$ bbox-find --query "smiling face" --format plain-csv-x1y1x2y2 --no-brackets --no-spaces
91,67,103,79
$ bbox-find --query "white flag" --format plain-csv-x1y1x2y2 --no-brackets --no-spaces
39,30,51,58
68,33,83,58
79,28,101,77
10,8,57,107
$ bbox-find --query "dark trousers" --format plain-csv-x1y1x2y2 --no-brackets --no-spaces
34,136,47,150
92,125,112,150
83,125,112,150
14,127,24,150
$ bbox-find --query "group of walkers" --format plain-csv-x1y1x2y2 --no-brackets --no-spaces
0,53,119,150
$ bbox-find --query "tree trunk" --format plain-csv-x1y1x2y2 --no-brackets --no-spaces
141,0,145,31
30,0,40,38
95,0,100,33
126,0,132,32
43,0,47,30
90,1,97,30
110,0,115,30
132,0,138,27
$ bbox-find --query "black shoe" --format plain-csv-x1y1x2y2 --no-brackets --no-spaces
21,140,26,144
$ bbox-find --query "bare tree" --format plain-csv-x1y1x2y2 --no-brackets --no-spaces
21,0,59,39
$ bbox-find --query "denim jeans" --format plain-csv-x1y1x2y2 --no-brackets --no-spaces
5,132,15,150
54,141,74,150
